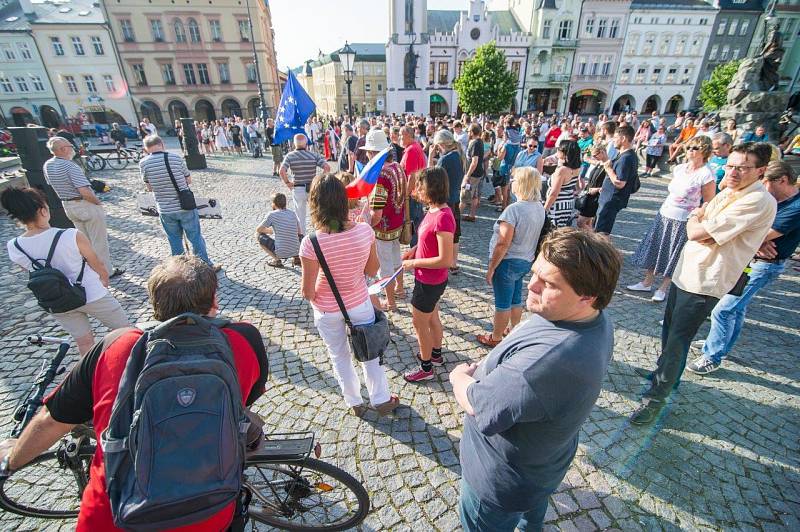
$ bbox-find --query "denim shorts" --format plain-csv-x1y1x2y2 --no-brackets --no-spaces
492,258,533,311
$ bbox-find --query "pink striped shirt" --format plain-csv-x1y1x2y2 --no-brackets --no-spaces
300,222,374,313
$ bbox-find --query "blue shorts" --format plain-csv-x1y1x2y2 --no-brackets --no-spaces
491,258,532,311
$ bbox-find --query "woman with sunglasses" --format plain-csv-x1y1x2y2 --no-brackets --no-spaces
627,136,716,302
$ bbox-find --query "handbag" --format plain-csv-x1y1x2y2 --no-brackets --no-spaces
163,152,197,211
399,194,412,245
309,234,390,364
728,269,750,297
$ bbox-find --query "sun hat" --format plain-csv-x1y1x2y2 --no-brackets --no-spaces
360,128,390,151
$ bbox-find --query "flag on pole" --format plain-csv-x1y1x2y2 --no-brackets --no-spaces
346,146,392,199
273,69,316,145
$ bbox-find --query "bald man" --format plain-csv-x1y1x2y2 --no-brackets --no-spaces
279,133,330,234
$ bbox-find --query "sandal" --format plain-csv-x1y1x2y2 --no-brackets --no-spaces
374,394,400,416
476,333,502,347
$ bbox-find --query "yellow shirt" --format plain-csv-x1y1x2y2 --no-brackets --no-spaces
672,180,776,299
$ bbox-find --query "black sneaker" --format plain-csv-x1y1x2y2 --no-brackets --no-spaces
630,402,663,425
634,366,654,380
686,357,720,375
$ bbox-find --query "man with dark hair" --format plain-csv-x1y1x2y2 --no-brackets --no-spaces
0,255,268,530
460,123,485,222
452,228,621,531
255,192,303,268
594,124,638,235
631,143,777,424
687,161,798,375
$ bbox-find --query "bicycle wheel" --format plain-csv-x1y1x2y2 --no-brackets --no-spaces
86,155,105,171
246,457,369,531
105,151,129,170
0,446,94,518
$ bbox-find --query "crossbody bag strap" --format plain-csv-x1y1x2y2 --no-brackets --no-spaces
162,152,181,194
309,234,352,328
12,238,43,270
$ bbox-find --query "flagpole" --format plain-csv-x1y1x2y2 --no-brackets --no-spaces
245,0,269,122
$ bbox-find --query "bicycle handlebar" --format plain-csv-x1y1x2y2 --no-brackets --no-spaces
27,335,69,346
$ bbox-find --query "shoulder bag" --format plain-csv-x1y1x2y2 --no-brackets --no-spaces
309,234,390,364
163,152,197,211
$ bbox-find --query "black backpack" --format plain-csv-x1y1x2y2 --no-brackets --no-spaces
13,230,87,314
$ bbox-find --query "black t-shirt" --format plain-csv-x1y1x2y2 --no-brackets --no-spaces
230,125,241,139
339,135,358,171
46,322,269,424
265,126,276,146
467,139,485,178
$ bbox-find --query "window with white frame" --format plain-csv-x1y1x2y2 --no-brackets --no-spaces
150,19,164,41
675,35,687,55
651,67,662,83
197,63,210,84
626,34,639,54
182,63,197,85
683,18,691,25
558,20,573,40
699,18,708,25
732,47,741,59
610,19,620,38
740,19,749,35
188,19,201,43
681,67,692,84
31,75,45,91
132,64,147,86
2,44,15,60
103,74,116,92
162,63,176,84
246,63,257,82
584,18,594,36
590,59,599,75
91,36,104,55
660,34,672,54
14,76,28,91
542,19,552,39
620,67,630,83
720,45,730,60
717,19,727,35
209,20,222,41
17,42,31,60
643,33,655,55
175,20,187,43
218,62,230,83
709,44,719,60
602,57,612,76
578,56,587,75
121,19,135,41
84,75,97,93
635,67,646,83
238,19,251,41
666,67,676,83
71,37,84,55
651,17,658,24
64,75,78,93
0,77,13,92
728,19,738,35
690,36,701,55
597,18,607,38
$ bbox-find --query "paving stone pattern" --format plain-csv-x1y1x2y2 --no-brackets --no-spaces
0,149,798,531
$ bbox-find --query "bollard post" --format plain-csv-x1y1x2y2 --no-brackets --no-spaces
180,118,207,170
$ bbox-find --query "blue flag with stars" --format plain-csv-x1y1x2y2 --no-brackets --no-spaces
273,69,316,145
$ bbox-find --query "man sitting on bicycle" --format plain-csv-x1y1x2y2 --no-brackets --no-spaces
0,255,269,531
109,123,126,149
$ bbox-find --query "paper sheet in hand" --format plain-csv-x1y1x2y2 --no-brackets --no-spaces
368,267,403,295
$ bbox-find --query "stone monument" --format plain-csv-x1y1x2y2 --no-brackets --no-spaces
718,25,789,139
180,117,207,170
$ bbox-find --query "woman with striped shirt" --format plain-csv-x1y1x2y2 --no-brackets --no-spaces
300,174,400,417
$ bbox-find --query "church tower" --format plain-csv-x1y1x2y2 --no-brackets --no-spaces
386,0,430,113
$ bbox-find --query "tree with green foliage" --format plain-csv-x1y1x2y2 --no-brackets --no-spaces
453,42,517,115
699,60,742,111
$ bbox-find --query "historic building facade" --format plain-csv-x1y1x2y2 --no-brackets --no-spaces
385,0,529,116
567,0,631,115
612,0,716,115
25,0,138,126
690,0,762,108
294,44,386,118
0,1,61,128
102,0,280,126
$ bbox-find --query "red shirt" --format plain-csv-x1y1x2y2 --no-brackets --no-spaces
414,205,456,285
544,127,561,148
45,327,262,532
400,141,426,178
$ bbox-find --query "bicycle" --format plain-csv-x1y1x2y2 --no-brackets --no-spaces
0,336,370,531
79,143,105,172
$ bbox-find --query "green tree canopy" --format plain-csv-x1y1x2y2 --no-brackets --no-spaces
453,41,517,115
699,60,742,112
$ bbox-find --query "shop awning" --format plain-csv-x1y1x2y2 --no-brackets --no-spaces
430,94,446,103
574,89,602,98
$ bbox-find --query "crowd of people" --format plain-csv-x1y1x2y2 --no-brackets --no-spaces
0,103,798,531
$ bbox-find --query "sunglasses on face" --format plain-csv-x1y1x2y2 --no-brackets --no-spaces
686,146,703,151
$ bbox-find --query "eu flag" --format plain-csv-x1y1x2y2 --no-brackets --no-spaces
273,69,316,145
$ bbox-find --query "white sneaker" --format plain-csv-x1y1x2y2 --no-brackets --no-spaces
627,282,653,292
651,290,666,302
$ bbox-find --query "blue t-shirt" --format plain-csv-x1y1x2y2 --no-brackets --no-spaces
437,150,464,205
772,192,800,260
460,312,614,511
599,148,638,208
513,149,541,170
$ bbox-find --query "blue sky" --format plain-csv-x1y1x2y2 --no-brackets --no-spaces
271,0,508,70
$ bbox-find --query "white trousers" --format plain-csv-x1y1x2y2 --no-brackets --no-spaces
292,186,308,235
313,299,391,407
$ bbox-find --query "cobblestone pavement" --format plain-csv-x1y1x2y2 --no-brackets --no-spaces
0,147,798,531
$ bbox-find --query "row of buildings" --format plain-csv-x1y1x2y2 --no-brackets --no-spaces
0,0,280,130
297,0,799,117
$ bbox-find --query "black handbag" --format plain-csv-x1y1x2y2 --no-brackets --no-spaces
728,270,750,297
310,234,390,364
163,152,197,211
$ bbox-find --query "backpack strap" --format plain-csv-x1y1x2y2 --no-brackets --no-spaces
12,238,44,270
44,229,66,268
309,234,352,328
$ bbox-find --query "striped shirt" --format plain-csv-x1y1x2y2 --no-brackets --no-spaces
260,209,301,259
139,151,191,214
280,148,325,185
299,222,374,313
43,157,91,200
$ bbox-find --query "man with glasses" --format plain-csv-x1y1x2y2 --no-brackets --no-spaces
687,161,798,375
631,143,777,425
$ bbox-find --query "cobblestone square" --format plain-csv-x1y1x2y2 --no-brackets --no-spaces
0,150,798,531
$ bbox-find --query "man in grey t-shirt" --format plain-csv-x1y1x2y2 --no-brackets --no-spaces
451,228,621,532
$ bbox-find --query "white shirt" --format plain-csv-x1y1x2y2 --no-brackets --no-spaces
660,163,715,221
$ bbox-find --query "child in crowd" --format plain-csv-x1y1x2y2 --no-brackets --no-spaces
255,192,302,268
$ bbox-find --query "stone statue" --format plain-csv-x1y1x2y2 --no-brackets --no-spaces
760,25,784,92
404,42,418,89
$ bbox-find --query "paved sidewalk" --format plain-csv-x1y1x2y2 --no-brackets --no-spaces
0,151,798,531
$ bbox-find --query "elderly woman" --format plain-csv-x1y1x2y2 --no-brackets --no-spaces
300,174,399,417
628,136,716,302
476,167,546,347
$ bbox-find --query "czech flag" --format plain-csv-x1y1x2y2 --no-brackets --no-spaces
345,146,392,199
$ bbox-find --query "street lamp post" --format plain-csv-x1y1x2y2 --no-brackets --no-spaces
338,42,356,121
245,0,269,122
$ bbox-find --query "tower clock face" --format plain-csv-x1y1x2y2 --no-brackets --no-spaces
471,28,480,40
